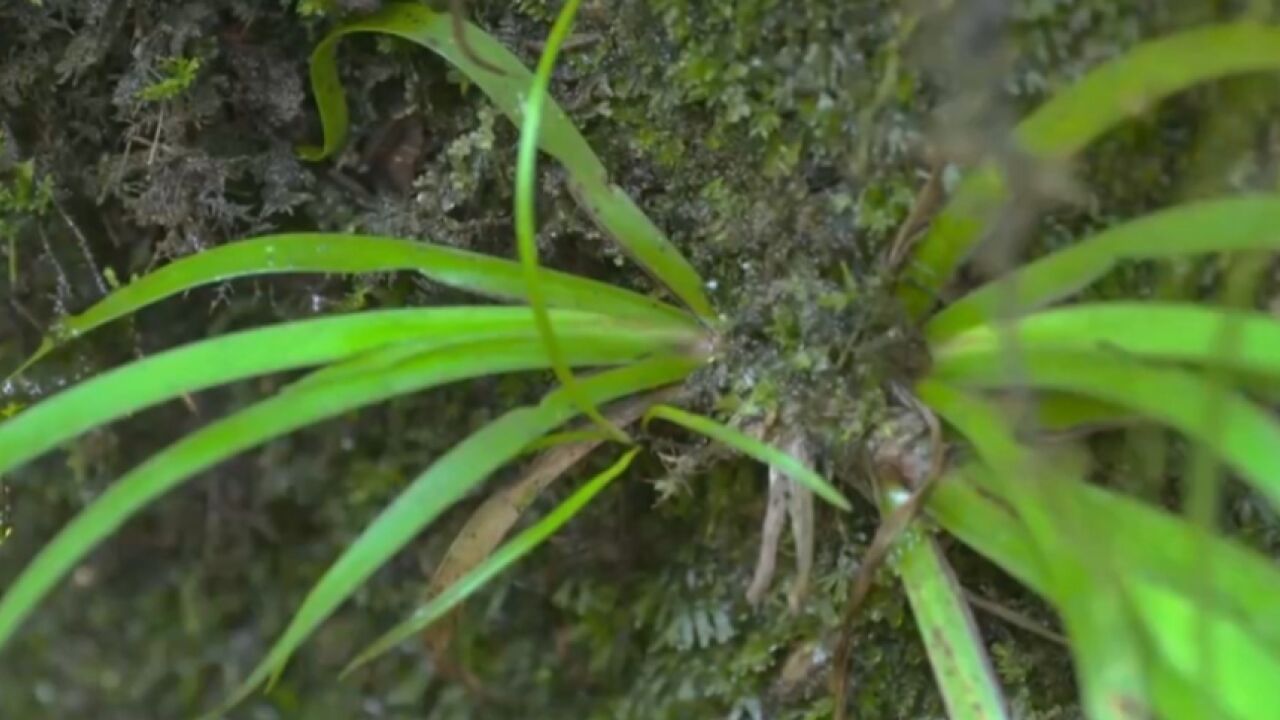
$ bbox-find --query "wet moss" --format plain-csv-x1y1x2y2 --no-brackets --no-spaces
3,0,1274,717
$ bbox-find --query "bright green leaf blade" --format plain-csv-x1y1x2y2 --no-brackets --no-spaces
927,197,1280,340
915,382,1154,717
643,404,850,511
208,357,699,716
0,307,697,480
301,2,716,320
931,463,1280,654
934,302,1280,378
930,463,1280,720
9,233,694,374
515,0,626,443
931,348,1280,510
878,482,1008,720
900,24,1280,318
914,381,1116,600
345,447,641,674
899,534,1010,720
289,315,693,395
1131,581,1274,720
929,374,1280,716
0,337,684,653
1016,24,1280,159
926,469,1041,590
1065,600,1160,720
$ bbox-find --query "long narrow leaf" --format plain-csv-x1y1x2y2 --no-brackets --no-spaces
900,25,1280,318
515,0,625,442
930,463,1280,720
643,405,851,511
301,3,715,320
926,380,1280,718
931,349,1280,509
933,302,1280,378
1130,581,1274,720
208,357,699,717
927,197,1280,340
930,463,1280,655
0,339,686,653
345,447,641,674
9,233,695,374
916,382,1152,718
0,308,698,479
877,477,1008,720
926,471,1040,590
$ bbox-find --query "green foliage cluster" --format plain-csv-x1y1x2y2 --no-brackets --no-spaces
1,7,858,718
5,1,1280,719
139,57,204,103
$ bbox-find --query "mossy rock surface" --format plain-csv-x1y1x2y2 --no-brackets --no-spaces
2,0,1275,717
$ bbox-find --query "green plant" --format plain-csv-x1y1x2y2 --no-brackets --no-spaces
4,4,1280,720
0,4,846,717
885,19,1280,720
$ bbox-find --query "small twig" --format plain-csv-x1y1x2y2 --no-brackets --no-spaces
36,224,71,315
964,589,1068,646
7,296,42,333
885,161,945,273
522,33,603,54
146,106,164,166
50,196,108,298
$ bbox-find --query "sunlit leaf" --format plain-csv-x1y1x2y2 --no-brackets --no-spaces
927,198,1280,340
931,462,1280,653
915,381,1152,718
931,348,1280,509
302,3,716,319
1020,392,1133,432
933,302,1280,378
7,233,696,376
930,462,1280,720
0,308,698,480
1131,581,1273,720
0,338,688,653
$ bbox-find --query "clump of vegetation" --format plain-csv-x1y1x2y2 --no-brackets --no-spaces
139,57,203,103
5,1,1280,718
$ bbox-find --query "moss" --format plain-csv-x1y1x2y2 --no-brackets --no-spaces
3,0,1271,717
